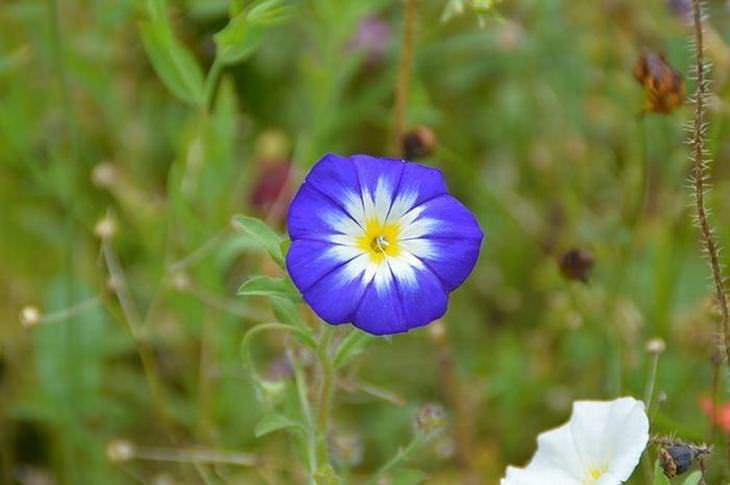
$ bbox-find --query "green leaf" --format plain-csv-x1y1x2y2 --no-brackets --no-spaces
333,328,375,369
139,20,205,106
214,0,293,66
231,215,285,267
681,471,702,485
237,275,301,302
254,413,304,438
393,468,429,485
138,0,204,107
314,464,340,485
653,460,671,485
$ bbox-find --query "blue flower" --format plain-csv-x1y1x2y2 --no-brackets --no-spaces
286,154,483,336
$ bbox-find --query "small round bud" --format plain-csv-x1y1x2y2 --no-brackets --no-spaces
91,162,117,188
414,403,446,435
94,215,117,240
171,272,191,292
428,320,446,343
106,439,135,462
331,432,364,467
19,306,41,327
401,126,437,160
646,338,666,354
558,248,594,283
255,129,291,162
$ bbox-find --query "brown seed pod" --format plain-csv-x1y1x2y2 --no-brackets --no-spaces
558,248,594,283
633,51,686,114
401,126,437,160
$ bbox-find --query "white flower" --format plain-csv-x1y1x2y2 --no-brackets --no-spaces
502,397,649,485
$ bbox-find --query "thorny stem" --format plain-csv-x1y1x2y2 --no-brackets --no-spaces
392,0,417,157
689,0,730,469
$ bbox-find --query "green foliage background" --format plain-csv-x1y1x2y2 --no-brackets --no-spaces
2,0,730,483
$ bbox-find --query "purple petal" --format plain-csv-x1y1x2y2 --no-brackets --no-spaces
353,261,447,335
286,240,359,292
287,184,361,242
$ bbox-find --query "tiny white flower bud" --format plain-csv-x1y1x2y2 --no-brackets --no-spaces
646,338,666,354
19,306,41,327
94,215,117,240
171,272,191,292
91,162,117,188
106,439,135,462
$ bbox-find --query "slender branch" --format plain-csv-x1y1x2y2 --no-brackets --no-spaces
689,0,730,363
392,0,417,157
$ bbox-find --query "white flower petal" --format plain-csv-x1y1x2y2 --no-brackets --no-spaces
501,464,582,485
501,397,649,485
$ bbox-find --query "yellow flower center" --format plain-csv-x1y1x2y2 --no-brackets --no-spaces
584,466,607,484
357,218,401,263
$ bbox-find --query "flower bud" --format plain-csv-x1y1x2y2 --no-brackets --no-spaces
558,248,594,283
19,306,41,327
106,439,135,462
414,403,446,435
645,338,666,354
401,126,437,160
94,215,117,240
91,162,117,188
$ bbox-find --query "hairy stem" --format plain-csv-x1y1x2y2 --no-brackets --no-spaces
689,0,730,470
689,0,730,363
392,0,417,157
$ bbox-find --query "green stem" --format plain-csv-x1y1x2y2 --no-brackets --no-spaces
392,0,417,156
367,435,424,485
289,349,318,482
315,326,336,467
643,352,660,412
203,58,224,111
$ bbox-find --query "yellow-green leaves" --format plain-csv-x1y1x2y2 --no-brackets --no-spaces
214,0,294,66
139,0,205,107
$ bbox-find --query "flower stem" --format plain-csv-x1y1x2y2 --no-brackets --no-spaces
643,352,660,411
366,434,424,485
203,58,224,111
288,349,318,482
392,0,417,157
315,326,336,467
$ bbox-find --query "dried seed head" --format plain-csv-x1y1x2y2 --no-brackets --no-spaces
633,51,686,114
646,337,667,354
19,306,41,327
402,126,437,160
558,248,594,283
106,439,135,462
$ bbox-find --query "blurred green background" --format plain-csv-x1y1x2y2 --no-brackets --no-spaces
2,0,730,483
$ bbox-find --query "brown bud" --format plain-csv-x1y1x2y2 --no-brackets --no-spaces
402,126,437,160
558,248,594,283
